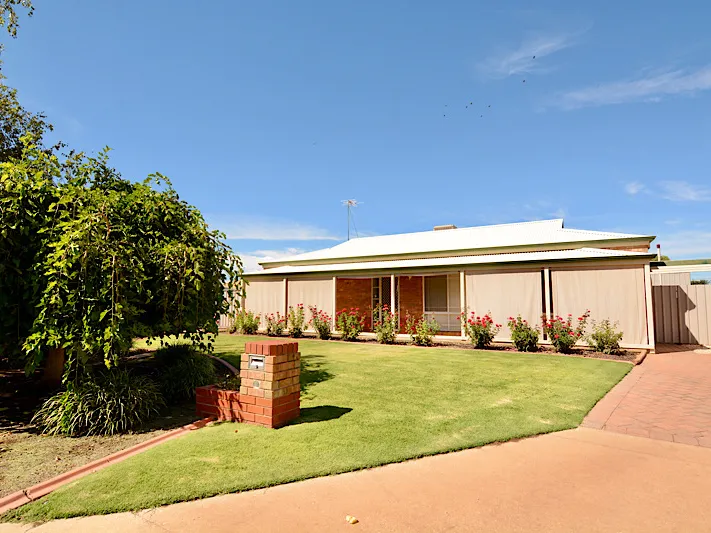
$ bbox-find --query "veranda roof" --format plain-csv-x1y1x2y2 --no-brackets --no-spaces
246,247,654,276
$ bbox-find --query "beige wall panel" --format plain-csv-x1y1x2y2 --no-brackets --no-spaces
551,266,647,345
287,278,335,329
465,270,543,340
244,279,285,321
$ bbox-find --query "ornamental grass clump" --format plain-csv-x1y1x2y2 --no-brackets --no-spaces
230,309,260,334
461,312,501,349
336,307,367,341
373,304,398,344
587,319,624,355
405,313,440,346
507,315,540,352
287,304,306,338
309,306,332,340
265,312,287,336
31,369,165,436
542,310,590,353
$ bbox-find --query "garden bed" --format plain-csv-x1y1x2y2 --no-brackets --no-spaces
0,403,198,499
0,350,220,499
223,331,639,362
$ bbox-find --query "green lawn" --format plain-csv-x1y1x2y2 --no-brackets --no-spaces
8,335,630,521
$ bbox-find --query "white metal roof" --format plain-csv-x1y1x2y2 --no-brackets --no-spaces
246,247,653,276
259,219,653,268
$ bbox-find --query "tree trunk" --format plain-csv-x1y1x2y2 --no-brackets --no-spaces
42,347,65,388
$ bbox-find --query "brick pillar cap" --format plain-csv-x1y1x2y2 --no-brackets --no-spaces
245,340,298,355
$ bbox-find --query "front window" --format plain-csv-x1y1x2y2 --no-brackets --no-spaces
424,274,460,332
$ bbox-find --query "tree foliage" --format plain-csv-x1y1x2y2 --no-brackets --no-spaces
0,77,53,162
0,0,33,40
0,139,243,378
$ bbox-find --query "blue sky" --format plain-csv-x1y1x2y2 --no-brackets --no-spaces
4,0,711,270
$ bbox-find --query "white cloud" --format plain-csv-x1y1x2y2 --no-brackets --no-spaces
207,216,339,241
553,66,711,110
237,248,306,273
659,181,711,202
625,181,647,195
478,33,577,78
659,231,711,258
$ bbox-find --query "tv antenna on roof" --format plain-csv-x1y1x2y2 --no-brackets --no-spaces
341,199,361,240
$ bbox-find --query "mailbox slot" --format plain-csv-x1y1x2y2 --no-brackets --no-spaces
248,355,265,370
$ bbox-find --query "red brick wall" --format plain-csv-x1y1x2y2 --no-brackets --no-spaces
336,278,372,331
398,275,423,332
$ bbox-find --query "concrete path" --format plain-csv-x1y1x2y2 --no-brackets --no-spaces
3,428,711,533
584,347,711,446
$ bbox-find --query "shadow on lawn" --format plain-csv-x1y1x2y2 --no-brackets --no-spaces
300,354,333,398
291,405,352,425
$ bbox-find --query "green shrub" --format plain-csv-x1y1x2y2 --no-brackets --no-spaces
230,309,260,334
155,344,217,401
287,304,306,338
461,312,501,349
336,307,367,341
542,311,590,353
405,314,440,346
507,315,539,352
31,369,165,436
265,312,286,336
373,304,398,344
309,306,332,340
587,319,624,355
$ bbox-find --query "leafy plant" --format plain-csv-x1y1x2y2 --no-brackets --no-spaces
507,315,539,352
287,304,306,338
1,140,243,385
373,304,398,344
587,319,624,355
309,306,332,340
691,279,709,285
542,311,590,353
154,344,217,401
230,309,260,335
405,314,440,346
31,368,165,436
265,313,286,336
461,312,501,349
335,307,366,341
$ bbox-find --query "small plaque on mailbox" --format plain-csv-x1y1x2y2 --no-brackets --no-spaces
248,355,265,370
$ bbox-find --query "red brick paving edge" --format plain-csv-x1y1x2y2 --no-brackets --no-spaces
0,417,213,515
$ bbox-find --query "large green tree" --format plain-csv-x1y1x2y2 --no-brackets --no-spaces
1,140,243,383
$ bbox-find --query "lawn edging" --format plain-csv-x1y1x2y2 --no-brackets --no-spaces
0,418,213,515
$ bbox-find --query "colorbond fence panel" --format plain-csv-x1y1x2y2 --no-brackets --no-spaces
653,282,711,346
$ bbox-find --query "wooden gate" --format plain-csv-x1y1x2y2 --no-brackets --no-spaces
653,279,711,346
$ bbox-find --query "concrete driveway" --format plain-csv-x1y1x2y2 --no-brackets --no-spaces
584,346,711,446
2,428,711,533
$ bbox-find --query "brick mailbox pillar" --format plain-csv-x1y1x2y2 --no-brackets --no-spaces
239,340,301,428
196,340,301,428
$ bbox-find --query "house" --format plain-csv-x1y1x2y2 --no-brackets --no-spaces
240,219,657,349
